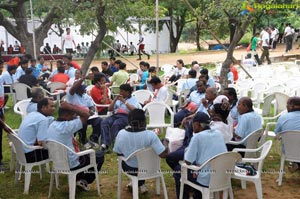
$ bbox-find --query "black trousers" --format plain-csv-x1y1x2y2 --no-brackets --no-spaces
25,149,49,163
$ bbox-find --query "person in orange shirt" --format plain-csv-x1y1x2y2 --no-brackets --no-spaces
51,66,69,84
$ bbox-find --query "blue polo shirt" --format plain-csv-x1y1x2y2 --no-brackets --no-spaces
113,129,165,168
235,111,262,141
275,111,300,133
114,96,140,114
47,118,83,169
18,112,54,153
184,129,227,187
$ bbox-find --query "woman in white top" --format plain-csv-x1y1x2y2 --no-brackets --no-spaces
168,59,188,82
144,76,168,105
66,69,82,90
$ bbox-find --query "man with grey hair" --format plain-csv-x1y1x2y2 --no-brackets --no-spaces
27,87,45,113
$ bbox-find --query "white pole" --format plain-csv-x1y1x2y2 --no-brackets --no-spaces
155,0,159,68
30,0,37,58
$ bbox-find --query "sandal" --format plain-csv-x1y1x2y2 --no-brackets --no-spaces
76,179,90,191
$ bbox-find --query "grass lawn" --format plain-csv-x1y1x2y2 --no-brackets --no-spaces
0,95,299,199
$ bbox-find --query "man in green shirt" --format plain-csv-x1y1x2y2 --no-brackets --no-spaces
108,62,129,94
251,32,262,65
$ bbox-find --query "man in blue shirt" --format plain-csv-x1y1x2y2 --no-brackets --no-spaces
174,80,206,127
47,102,104,191
27,87,45,113
18,98,55,163
113,109,168,193
176,112,227,199
275,97,300,133
226,97,262,155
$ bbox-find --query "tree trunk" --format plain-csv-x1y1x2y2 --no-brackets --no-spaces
220,17,251,90
81,1,107,75
195,19,201,51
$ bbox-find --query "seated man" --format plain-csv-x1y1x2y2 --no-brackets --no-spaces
107,62,129,88
174,80,206,127
51,66,70,84
67,76,102,149
241,53,256,67
175,112,227,199
181,69,198,91
18,98,55,163
113,109,168,193
226,97,262,154
19,68,39,87
144,76,168,105
275,97,300,171
47,102,104,191
100,84,139,151
27,87,45,113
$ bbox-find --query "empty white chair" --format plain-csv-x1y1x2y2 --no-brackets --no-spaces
12,82,32,102
161,64,175,78
46,140,100,199
180,152,242,199
143,101,174,131
117,147,168,199
232,140,273,199
13,98,32,121
276,131,300,186
8,133,50,194
132,90,153,105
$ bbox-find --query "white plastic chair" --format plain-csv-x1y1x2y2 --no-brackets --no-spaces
179,152,242,199
47,82,66,93
7,133,50,194
276,131,300,186
165,88,179,112
161,64,175,78
227,129,264,158
165,127,185,152
143,101,174,131
13,98,32,121
132,90,153,105
129,73,139,83
117,147,168,199
12,82,32,102
232,140,273,199
250,82,268,108
46,140,100,199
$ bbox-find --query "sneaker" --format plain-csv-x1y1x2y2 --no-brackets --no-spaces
100,144,108,152
90,141,100,149
288,162,299,172
76,179,90,191
83,142,92,149
139,184,148,194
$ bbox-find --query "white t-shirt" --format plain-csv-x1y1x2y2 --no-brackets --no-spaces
271,28,279,39
262,32,270,47
174,67,188,77
62,34,74,49
284,26,292,36
153,86,168,102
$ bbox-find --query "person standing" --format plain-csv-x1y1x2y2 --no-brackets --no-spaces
0,60,5,169
62,28,76,55
137,34,150,60
129,42,136,56
270,26,279,50
284,23,293,53
260,28,271,65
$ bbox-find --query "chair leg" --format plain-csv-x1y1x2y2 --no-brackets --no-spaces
202,189,210,199
132,179,139,199
68,175,77,199
155,177,160,195
222,190,228,199
254,180,263,199
215,191,220,198
55,173,60,190
241,180,247,189
94,165,101,197
117,167,122,199
10,149,15,172
229,187,234,199
24,165,33,194
179,181,184,199
160,176,168,199
48,173,54,198
278,156,285,186
39,165,43,180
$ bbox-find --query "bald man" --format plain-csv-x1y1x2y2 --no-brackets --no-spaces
226,97,262,153
275,96,300,133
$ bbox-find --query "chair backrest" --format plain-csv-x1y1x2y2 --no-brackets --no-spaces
244,129,264,158
278,131,300,162
133,147,161,178
129,73,139,82
132,90,153,105
161,64,175,76
13,98,32,120
46,140,72,173
47,82,66,93
256,140,273,173
208,152,242,191
143,101,174,127
8,133,28,165
13,82,32,102
176,79,187,94
273,92,289,115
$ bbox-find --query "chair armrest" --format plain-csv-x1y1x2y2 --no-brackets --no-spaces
77,149,95,157
227,139,245,145
232,146,262,153
25,145,44,150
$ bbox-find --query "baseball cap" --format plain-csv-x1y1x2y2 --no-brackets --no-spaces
192,112,211,124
